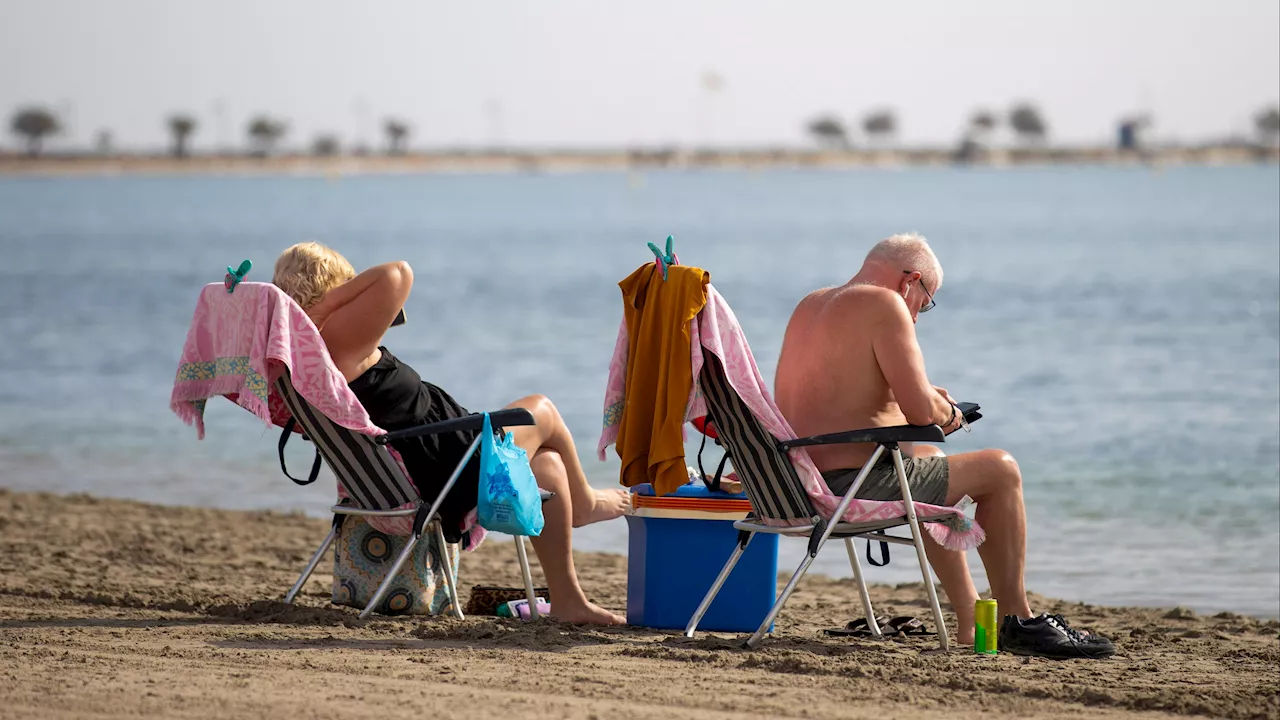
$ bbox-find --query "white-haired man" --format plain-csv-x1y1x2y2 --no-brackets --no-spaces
774,233,1114,659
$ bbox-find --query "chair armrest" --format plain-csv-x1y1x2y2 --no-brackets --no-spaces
375,408,536,445
777,423,945,451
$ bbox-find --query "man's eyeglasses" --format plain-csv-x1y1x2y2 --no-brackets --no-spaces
904,270,936,313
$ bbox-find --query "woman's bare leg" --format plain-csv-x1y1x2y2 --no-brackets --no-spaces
527,449,625,625
504,395,630,527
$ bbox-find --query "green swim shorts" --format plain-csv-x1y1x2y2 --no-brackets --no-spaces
820,453,950,505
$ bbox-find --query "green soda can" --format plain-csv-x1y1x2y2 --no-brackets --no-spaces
974,599,999,654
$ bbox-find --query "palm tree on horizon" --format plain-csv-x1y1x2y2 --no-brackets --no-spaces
806,114,849,150
167,114,197,158
384,119,411,155
1008,102,1048,145
246,115,287,157
9,107,61,156
1256,105,1280,145
312,134,340,157
862,109,898,147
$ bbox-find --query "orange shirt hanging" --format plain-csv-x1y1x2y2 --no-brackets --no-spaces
614,263,709,495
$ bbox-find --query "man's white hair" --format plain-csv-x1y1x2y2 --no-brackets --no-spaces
864,232,943,289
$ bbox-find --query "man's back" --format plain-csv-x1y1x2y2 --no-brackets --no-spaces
775,284,912,471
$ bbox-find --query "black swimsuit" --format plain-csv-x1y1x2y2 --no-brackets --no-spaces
348,347,480,543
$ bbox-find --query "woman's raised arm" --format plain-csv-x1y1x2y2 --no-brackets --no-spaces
308,261,413,379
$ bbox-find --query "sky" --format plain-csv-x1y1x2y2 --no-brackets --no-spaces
1,0,1277,152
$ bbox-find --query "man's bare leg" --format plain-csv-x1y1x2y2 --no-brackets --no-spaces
505,395,630,527
526,449,625,625
942,448,1033,620
910,444,980,644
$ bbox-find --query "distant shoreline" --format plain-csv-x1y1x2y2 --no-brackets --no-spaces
1,145,1277,177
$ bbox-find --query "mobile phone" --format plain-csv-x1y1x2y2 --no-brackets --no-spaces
390,308,406,327
945,402,982,435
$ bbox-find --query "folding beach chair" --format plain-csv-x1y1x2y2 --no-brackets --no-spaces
684,352,956,650
276,371,545,621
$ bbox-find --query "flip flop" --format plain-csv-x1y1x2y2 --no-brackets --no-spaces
885,616,936,637
823,616,891,637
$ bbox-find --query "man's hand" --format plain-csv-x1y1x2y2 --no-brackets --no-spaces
941,403,964,434
933,385,955,405
931,386,962,430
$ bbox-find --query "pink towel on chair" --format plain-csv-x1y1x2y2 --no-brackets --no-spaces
169,282,486,548
600,284,985,551
170,282,381,438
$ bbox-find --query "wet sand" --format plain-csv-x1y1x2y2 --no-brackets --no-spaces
0,489,1276,719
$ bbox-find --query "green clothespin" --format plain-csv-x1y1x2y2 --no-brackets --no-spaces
224,259,252,293
646,235,679,280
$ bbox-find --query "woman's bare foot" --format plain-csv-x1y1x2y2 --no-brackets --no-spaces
572,488,632,528
551,600,626,626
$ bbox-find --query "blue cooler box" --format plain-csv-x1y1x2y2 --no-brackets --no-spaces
626,481,778,632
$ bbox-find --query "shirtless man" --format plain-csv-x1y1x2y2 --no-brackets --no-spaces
774,233,1115,659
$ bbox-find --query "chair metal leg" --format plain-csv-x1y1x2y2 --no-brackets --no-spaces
684,532,752,637
844,537,883,639
360,530,422,620
284,525,338,604
434,522,464,620
514,536,540,620
890,448,950,651
745,550,818,649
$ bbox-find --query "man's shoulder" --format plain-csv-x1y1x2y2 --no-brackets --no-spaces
819,284,902,317
784,285,903,343
795,283,891,306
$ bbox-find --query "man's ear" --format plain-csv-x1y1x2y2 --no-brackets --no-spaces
900,271,920,297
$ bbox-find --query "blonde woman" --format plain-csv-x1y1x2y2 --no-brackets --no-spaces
274,242,629,625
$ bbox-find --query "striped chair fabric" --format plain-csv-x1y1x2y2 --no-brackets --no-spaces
275,372,417,511
697,352,814,522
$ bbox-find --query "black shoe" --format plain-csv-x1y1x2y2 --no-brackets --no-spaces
998,613,1116,659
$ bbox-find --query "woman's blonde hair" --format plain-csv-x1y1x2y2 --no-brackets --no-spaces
272,242,356,308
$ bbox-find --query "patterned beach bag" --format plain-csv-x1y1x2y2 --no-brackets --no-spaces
331,516,461,616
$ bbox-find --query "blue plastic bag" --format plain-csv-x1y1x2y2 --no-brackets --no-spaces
476,413,544,536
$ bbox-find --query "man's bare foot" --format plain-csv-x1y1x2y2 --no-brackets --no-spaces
572,488,631,528
551,600,626,626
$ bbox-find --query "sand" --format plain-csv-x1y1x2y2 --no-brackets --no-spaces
0,489,1275,720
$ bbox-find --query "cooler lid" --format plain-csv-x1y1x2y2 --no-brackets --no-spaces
631,480,747,500
630,480,752,514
